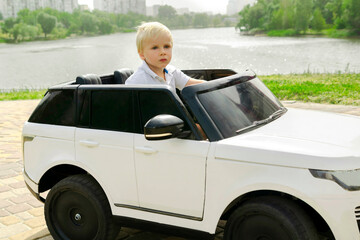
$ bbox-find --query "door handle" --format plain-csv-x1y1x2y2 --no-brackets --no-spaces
135,146,158,154
79,140,99,148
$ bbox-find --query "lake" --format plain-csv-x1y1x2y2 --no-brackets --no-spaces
0,27,359,90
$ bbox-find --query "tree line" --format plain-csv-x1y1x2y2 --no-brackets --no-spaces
237,0,360,37
0,5,234,43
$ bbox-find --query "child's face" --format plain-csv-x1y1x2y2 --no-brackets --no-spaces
139,33,172,74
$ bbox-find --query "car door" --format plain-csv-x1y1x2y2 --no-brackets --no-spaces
75,88,139,207
134,90,210,219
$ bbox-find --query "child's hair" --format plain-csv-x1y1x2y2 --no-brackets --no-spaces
136,22,173,53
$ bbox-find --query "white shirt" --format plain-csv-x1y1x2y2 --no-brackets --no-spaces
125,61,190,93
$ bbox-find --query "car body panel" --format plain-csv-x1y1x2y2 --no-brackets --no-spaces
204,150,360,239
75,128,139,207
22,122,75,183
134,134,210,218
216,108,360,170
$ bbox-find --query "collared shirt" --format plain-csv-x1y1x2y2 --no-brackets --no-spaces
125,61,190,93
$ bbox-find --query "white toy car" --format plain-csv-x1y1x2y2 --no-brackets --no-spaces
23,69,360,240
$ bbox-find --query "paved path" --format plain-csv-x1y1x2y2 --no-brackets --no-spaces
0,100,359,240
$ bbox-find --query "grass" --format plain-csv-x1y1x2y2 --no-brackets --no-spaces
267,29,299,37
324,29,358,38
266,28,360,38
260,73,360,106
1,73,360,106
0,89,47,101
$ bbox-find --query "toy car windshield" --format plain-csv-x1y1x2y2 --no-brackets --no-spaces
182,72,285,139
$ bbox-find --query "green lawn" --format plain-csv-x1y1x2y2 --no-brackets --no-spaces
1,73,360,106
260,73,360,106
0,89,47,101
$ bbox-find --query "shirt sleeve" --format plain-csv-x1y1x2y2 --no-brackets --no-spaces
172,68,190,90
125,70,144,85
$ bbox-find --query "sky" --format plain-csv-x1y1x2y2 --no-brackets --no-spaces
77,0,228,14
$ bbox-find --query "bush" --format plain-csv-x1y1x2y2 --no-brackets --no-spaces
248,28,265,35
51,27,68,39
326,29,356,38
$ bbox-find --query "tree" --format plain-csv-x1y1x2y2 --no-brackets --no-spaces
342,0,360,32
270,9,283,29
212,14,222,27
79,12,98,33
98,18,113,34
20,24,39,40
11,23,22,42
311,8,326,32
18,9,37,26
294,0,313,33
238,2,268,31
3,18,17,34
238,5,251,30
325,0,344,28
158,5,177,20
37,12,57,38
193,13,209,28
10,22,40,42
281,0,295,29
0,11,3,20
257,0,277,30
58,12,73,29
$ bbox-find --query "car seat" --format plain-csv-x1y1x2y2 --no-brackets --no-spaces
76,74,102,84
113,69,134,84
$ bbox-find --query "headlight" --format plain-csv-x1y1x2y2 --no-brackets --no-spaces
310,169,360,191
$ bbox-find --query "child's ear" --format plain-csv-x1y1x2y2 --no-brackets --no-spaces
139,51,145,60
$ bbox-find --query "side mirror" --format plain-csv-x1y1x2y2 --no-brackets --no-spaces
144,114,185,140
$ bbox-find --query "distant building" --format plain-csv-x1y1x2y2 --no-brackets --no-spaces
93,0,145,15
146,4,159,17
0,0,78,19
79,4,90,11
227,0,255,16
0,0,7,18
146,6,153,16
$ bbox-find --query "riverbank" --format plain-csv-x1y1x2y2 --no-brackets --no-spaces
1,73,359,106
0,28,136,44
267,29,360,38
239,28,360,39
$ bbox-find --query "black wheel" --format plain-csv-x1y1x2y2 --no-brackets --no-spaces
45,174,119,240
224,196,319,240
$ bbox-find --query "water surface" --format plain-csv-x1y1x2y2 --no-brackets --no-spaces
1,27,359,89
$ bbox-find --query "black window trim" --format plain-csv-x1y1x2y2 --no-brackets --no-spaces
28,86,77,127
75,85,202,140
76,86,135,133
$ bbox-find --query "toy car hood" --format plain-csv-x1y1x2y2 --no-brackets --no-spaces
215,108,360,171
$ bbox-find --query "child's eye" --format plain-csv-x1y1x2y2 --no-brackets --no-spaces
151,46,158,50
164,45,171,49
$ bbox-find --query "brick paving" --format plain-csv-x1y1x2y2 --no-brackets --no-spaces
0,99,359,240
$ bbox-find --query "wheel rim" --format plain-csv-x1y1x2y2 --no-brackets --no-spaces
49,189,100,239
233,214,292,240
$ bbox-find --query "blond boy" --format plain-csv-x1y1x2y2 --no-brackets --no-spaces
125,22,204,92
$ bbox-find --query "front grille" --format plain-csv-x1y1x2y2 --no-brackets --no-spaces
355,206,360,232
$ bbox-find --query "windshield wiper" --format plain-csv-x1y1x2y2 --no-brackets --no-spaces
236,107,286,134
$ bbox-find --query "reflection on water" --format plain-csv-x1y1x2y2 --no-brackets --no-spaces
0,27,359,89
